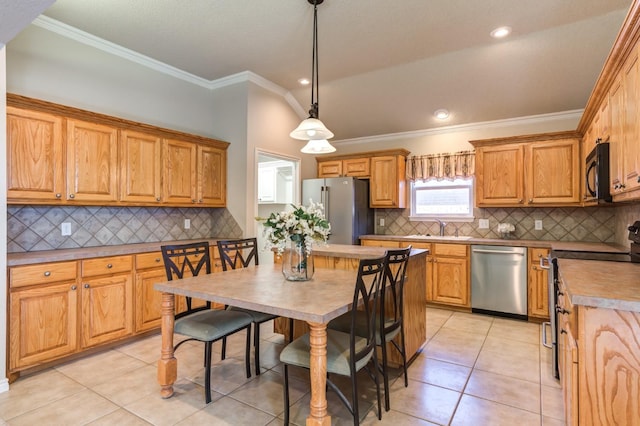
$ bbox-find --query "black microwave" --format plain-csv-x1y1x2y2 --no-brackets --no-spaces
585,142,612,203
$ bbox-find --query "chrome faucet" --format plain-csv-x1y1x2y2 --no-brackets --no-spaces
434,219,447,236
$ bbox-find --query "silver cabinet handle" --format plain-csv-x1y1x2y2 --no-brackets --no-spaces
156,197,161,202
69,194,75,199
106,263,113,269
71,285,77,291
84,283,90,289
55,193,62,199
541,322,552,348
44,271,51,277
539,256,550,270
472,248,524,255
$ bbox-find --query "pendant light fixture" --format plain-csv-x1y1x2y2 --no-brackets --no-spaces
291,0,336,154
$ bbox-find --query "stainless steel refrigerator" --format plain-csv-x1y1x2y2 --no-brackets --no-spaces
302,177,374,245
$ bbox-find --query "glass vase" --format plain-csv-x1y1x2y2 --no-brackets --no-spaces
282,240,314,281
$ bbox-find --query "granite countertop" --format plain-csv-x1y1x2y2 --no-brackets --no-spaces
7,238,233,267
312,243,428,259
359,235,629,253
558,258,640,312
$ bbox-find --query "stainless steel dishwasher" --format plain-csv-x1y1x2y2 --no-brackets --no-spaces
471,245,527,320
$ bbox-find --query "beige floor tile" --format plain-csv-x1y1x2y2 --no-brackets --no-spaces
92,364,158,406
211,329,253,358
541,384,564,420
481,335,541,361
442,311,494,334
387,379,461,425
7,389,118,426
228,370,304,416
475,346,540,383
451,394,541,426
425,307,454,326
190,357,255,395
407,355,471,391
87,408,152,425
115,333,163,364
176,396,275,425
464,369,541,413
55,349,148,388
254,340,285,374
424,328,486,367
540,360,561,388
284,387,375,426
0,369,85,421
124,379,213,426
542,414,566,425
361,408,439,425
489,317,541,344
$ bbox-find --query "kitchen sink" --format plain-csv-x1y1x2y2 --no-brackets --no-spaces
406,235,473,240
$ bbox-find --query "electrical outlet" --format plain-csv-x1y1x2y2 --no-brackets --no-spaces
478,219,489,229
184,219,191,229
535,220,543,230
61,222,71,236
379,218,385,227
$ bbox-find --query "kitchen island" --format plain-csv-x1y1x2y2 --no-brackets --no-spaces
274,243,427,366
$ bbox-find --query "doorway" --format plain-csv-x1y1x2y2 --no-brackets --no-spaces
255,149,300,264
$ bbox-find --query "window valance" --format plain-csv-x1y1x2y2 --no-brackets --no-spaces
406,150,475,181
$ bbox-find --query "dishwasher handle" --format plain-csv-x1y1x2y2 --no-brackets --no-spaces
471,248,525,256
541,322,553,348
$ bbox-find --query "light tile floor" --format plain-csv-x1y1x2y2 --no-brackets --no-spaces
0,308,564,425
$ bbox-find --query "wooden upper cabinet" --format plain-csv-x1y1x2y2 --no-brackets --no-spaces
472,132,581,207
525,138,580,205
475,143,524,206
66,119,119,202
623,49,640,193
6,107,65,202
370,155,406,208
317,158,369,178
162,139,198,205
198,144,226,206
120,130,162,203
318,160,342,177
609,77,625,194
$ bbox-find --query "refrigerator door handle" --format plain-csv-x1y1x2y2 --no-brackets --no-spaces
324,186,330,217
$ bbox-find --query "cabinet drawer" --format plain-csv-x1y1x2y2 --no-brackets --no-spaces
10,261,77,288
344,158,370,177
433,243,468,257
409,242,432,250
82,255,133,278
135,252,164,270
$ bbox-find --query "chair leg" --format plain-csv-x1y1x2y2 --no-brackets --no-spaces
372,354,382,421
221,336,227,360
381,341,391,412
400,329,408,387
351,370,359,426
254,322,261,376
288,318,294,342
204,341,213,404
283,364,290,426
245,326,252,378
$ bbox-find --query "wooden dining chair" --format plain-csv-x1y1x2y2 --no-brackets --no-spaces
160,241,253,404
280,255,387,425
217,238,293,375
327,246,412,411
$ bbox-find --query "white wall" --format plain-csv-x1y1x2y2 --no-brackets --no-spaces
0,45,9,393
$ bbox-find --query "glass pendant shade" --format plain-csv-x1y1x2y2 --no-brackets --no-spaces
300,139,336,154
290,117,334,140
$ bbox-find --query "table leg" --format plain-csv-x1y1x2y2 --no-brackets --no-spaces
157,292,177,398
306,322,331,426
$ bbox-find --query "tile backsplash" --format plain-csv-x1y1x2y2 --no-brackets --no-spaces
7,205,243,253
375,205,621,243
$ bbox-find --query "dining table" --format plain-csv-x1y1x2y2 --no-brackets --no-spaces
154,262,364,426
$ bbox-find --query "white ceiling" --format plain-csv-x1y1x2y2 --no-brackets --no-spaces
31,0,635,140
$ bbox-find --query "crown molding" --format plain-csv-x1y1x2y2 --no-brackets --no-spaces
334,109,584,145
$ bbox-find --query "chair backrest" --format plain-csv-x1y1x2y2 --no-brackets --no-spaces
381,246,411,335
350,254,387,367
160,241,212,315
217,238,259,271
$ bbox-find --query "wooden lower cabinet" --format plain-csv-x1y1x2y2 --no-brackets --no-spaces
528,248,550,319
427,244,470,307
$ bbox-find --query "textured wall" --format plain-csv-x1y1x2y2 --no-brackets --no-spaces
7,206,242,253
375,205,619,242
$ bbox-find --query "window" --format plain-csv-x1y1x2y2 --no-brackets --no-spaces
409,178,474,221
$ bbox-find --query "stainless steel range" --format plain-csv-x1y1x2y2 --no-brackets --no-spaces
542,221,640,380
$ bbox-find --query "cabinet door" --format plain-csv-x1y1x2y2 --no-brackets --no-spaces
430,256,469,306
370,155,406,208
66,119,119,202
120,130,162,203
198,144,226,206
527,248,549,319
623,50,640,192
525,139,580,205
560,324,579,426
318,160,342,177
258,167,276,203
610,77,625,194
9,282,78,370
7,107,65,202
343,158,370,177
475,144,524,206
163,139,197,205
135,268,167,332
81,274,133,348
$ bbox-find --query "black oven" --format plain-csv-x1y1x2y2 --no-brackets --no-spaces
584,141,611,203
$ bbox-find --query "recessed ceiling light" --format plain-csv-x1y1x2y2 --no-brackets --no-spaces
434,109,450,120
490,26,511,39
298,78,310,85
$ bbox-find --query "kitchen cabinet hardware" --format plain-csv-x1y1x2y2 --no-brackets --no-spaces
84,283,90,288
560,328,567,334
69,193,75,198
518,199,523,203
44,271,51,277
557,306,571,315
156,197,161,201
529,198,533,203
106,264,113,269
55,193,61,198
71,285,77,290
